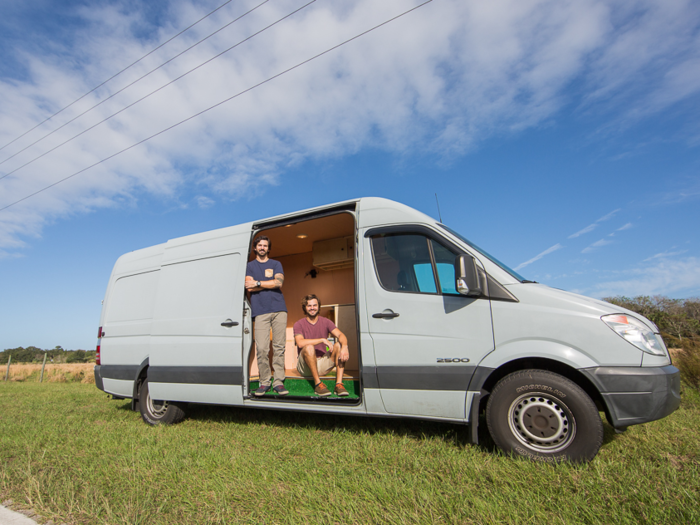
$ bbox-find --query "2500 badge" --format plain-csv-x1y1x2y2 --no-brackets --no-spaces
436,358,470,363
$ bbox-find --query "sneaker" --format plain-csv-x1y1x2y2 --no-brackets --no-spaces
314,382,331,397
254,384,271,397
334,383,349,397
273,384,289,395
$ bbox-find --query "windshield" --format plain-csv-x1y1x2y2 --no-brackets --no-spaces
437,224,527,282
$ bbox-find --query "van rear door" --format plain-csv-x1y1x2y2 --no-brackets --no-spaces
362,226,494,420
148,223,253,405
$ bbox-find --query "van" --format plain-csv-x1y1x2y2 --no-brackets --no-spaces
94,197,680,462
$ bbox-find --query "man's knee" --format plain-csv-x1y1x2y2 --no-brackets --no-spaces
301,345,316,361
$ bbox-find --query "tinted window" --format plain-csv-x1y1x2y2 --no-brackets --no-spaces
371,234,437,293
430,240,458,294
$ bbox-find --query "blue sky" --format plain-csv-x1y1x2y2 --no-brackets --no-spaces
1,0,699,350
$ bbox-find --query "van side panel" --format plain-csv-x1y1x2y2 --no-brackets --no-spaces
100,267,161,397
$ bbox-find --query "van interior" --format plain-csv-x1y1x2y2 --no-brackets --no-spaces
246,212,360,401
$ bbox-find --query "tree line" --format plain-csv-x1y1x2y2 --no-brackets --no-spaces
0,346,96,364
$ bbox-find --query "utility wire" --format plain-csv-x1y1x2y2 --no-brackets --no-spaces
0,0,314,181
0,0,433,214
0,0,237,154
0,0,271,168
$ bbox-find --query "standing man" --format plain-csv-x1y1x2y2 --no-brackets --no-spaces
245,235,288,396
293,294,350,397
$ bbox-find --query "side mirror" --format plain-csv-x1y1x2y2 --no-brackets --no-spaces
455,254,482,297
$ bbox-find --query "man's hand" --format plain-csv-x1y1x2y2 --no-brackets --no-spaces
244,276,259,290
339,345,350,363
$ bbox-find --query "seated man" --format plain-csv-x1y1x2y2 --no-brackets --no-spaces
293,294,350,397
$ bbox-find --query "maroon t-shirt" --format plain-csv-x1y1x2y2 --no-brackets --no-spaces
293,316,337,358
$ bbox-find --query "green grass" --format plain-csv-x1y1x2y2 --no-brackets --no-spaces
250,378,360,398
1,383,699,524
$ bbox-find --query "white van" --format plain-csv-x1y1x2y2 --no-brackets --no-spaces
94,197,680,462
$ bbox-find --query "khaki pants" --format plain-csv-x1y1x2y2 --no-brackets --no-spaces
254,311,287,388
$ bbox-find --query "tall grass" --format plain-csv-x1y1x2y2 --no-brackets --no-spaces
1,381,699,524
2,363,94,384
674,340,700,389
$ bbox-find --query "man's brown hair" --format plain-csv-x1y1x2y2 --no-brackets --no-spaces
252,235,271,252
301,294,320,315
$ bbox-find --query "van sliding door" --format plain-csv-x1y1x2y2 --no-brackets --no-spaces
149,223,252,405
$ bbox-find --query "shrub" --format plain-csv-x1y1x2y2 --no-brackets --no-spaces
675,339,700,389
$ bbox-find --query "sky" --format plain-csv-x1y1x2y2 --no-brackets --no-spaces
1,0,699,350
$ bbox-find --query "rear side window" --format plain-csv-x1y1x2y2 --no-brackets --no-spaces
370,233,458,295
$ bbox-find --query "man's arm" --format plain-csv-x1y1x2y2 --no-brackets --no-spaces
331,328,350,361
244,273,284,291
294,333,332,350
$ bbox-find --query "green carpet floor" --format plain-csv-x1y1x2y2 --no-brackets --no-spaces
249,378,360,399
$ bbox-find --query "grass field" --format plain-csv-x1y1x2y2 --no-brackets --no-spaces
2,363,95,384
1,378,699,524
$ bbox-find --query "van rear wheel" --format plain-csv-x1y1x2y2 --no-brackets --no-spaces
486,369,603,463
139,378,187,426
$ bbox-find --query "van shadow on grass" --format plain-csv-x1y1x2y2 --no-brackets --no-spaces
190,402,488,452
116,399,622,457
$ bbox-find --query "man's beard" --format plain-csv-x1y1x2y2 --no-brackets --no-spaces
306,311,318,320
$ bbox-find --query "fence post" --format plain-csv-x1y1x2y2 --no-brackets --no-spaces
40,353,48,383
4,355,10,382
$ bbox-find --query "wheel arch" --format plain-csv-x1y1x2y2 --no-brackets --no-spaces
130,358,150,412
470,357,610,422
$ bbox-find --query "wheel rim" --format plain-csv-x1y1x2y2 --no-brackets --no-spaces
146,391,169,418
508,393,576,453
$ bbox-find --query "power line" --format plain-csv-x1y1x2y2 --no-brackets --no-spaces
0,0,271,168
0,0,315,182
0,0,433,214
0,0,239,154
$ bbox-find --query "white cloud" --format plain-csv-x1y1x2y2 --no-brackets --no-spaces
568,223,598,239
616,222,633,231
195,195,215,209
515,243,563,271
582,238,614,253
568,208,621,238
643,249,688,262
1,0,699,253
591,257,700,298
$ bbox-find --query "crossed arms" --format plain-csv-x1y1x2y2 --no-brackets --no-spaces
244,274,284,292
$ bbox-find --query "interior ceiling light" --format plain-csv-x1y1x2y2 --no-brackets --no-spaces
297,234,307,239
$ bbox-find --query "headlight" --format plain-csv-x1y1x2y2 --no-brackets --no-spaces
602,314,667,356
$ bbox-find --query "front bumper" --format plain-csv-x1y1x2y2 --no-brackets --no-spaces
581,365,681,429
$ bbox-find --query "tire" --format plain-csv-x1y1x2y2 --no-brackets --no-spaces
139,378,187,426
486,369,603,463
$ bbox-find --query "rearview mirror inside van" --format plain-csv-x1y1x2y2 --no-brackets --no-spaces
455,254,482,296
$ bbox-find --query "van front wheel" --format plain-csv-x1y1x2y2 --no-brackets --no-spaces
486,370,603,463
139,378,187,426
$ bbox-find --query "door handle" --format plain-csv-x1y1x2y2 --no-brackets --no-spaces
221,319,239,327
372,311,400,319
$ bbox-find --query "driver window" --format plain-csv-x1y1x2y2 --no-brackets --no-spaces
371,234,437,294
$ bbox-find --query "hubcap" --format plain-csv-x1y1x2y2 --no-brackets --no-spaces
508,393,576,453
147,392,169,418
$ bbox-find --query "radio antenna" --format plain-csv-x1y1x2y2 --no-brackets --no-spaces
435,193,443,223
